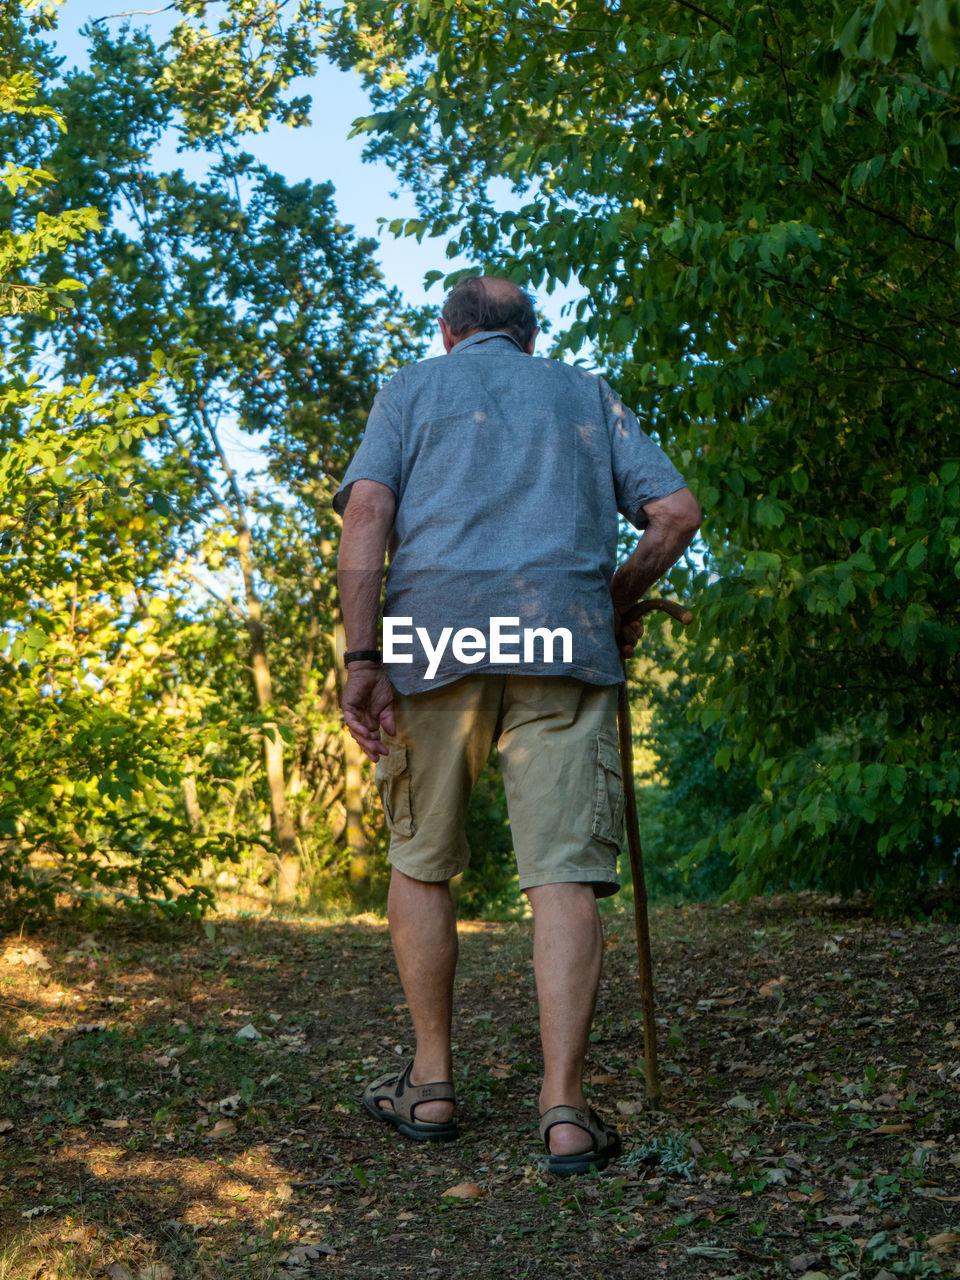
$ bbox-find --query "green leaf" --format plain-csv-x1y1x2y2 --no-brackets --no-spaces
866,3,898,59
756,499,786,528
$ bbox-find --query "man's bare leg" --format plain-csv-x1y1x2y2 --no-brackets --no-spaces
384,867,458,1124
528,882,604,1156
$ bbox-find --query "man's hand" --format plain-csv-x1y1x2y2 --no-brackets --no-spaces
612,603,645,660
341,665,396,761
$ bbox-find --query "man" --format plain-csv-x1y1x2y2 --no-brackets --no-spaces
335,276,700,1174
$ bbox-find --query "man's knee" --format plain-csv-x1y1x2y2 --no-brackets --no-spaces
526,881,600,914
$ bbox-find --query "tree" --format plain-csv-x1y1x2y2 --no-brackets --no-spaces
1,7,426,910
326,0,960,900
0,9,240,913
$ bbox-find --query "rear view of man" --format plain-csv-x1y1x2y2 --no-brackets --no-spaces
335,276,700,1174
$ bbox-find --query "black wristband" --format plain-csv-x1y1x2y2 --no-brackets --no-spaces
343,649,383,665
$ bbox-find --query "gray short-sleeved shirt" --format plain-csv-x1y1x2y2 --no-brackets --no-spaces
334,331,686,694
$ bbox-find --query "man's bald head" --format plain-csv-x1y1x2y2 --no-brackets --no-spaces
441,276,537,351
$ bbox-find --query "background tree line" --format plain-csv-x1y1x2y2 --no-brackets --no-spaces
1,0,425,915
2,0,957,917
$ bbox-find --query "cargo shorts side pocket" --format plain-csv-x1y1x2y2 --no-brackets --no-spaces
374,745,415,838
591,733,625,848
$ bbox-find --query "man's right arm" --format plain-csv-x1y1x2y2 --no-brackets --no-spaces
609,487,702,656
337,479,397,760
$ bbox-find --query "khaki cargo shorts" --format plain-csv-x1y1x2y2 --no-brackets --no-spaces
374,674,623,897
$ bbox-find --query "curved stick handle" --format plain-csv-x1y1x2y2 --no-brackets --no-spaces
621,597,694,628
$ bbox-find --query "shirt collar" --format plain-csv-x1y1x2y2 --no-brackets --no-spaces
451,329,525,355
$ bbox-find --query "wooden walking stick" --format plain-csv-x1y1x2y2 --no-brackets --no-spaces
616,598,694,1108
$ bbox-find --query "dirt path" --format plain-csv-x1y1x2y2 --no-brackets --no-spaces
1,897,958,1278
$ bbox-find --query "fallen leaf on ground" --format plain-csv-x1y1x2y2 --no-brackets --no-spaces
102,1118,129,1130
790,1254,822,1273
139,1266,175,1280
21,1205,52,1219
2,946,50,970
285,1243,336,1262
210,1118,237,1138
104,1266,133,1280
441,1181,484,1200
235,1023,262,1040
928,1234,960,1252
758,975,788,997
616,1099,644,1116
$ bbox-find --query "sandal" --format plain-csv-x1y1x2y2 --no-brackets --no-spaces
539,1105,622,1175
361,1059,458,1142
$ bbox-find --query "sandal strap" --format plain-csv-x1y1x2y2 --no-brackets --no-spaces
539,1105,605,1152
368,1060,456,1123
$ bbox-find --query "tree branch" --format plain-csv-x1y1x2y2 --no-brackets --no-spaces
159,419,237,527
668,0,736,35
878,67,960,105
815,165,955,251
180,564,248,622
776,286,960,389
195,397,248,524
93,3,175,23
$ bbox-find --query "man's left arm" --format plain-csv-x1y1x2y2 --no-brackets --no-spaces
609,487,702,656
337,479,397,760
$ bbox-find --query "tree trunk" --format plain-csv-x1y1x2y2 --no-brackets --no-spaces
163,687,204,835
343,730,368,886
182,755,203,834
236,523,300,898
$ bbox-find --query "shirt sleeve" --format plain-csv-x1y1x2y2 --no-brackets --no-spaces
600,378,687,529
332,375,404,517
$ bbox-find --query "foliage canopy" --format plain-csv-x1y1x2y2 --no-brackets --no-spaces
0,4,424,914
330,0,960,898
